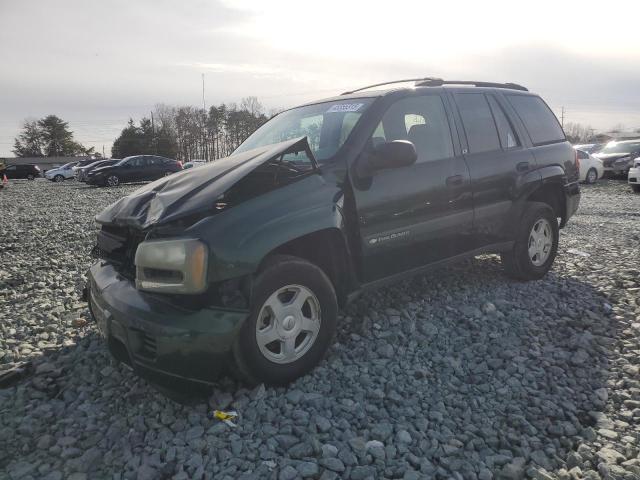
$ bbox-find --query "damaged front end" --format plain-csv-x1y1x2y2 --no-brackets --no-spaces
95,137,317,230
91,136,319,309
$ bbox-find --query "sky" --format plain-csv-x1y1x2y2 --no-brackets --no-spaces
1,0,640,157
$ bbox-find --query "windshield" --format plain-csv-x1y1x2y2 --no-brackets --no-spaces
62,162,76,169
599,141,640,154
234,98,374,162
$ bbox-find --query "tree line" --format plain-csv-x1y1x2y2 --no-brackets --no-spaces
12,115,93,157
111,97,271,161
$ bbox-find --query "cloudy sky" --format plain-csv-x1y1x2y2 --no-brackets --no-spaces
1,0,639,157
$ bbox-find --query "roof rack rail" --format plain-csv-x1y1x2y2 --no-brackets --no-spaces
341,78,442,95
414,78,528,91
341,78,528,95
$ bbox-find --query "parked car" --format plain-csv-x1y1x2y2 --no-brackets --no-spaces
44,162,78,182
628,158,640,193
183,159,207,170
593,139,640,176
86,155,182,187
86,78,580,386
76,159,119,182
575,149,604,184
0,164,41,180
72,158,103,172
573,143,603,154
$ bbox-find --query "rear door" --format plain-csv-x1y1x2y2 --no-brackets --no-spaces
451,91,536,247
353,93,474,282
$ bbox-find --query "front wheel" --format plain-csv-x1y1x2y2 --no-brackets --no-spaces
585,168,597,184
106,175,120,187
233,255,337,385
501,202,559,281
54,175,64,183
27,174,35,180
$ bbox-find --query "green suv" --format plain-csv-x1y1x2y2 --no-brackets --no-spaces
86,78,580,386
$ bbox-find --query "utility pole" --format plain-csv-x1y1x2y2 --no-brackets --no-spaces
102,145,105,158
202,73,208,161
560,106,565,128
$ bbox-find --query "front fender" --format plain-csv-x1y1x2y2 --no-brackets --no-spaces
187,173,345,283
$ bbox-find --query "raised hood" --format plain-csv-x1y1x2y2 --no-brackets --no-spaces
95,137,315,230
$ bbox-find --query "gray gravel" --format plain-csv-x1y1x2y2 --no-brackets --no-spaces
1,178,639,480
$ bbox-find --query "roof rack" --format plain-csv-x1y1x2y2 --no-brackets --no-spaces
341,78,442,95
341,77,528,95
415,78,528,91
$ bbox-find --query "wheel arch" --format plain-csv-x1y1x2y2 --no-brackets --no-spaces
522,167,569,227
259,228,358,307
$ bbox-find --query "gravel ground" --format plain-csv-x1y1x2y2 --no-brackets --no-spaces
0,178,639,480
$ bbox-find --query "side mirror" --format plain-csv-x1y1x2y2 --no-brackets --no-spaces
359,140,417,177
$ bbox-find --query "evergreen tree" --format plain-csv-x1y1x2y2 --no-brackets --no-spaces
38,115,85,156
12,120,43,157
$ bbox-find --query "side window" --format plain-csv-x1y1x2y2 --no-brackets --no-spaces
373,95,454,163
577,150,588,160
487,96,519,149
454,93,501,153
506,95,565,145
6,165,16,171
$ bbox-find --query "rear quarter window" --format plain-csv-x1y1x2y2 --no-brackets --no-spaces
507,95,565,145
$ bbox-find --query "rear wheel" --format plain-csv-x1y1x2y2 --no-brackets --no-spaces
54,175,64,183
233,255,337,385
501,202,559,281
27,174,35,180
106,175,120,187
632,184,640,193
585,168,597,184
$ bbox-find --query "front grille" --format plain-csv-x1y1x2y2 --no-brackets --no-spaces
94,225,146,279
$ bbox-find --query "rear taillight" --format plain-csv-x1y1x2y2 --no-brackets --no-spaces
575,150,580,171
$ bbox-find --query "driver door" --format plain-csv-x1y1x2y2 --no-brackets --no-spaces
352,94,473,283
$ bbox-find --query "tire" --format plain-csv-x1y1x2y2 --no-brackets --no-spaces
501,202,559,281
54,175,64,183
27,174,35,180
233,255,337,386
106,175,120,187
632,184,640,193
585,168,597,184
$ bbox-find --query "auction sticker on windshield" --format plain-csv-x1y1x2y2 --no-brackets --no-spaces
327,103,364,113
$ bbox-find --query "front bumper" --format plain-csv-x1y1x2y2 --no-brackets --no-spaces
87,261,248,385
629,167,640,185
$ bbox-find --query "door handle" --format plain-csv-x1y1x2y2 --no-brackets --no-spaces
516,162,529,172
446,175,463,186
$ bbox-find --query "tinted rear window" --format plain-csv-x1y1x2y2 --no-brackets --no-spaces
507,95,565,145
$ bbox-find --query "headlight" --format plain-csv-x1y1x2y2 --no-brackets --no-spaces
135,239,208,294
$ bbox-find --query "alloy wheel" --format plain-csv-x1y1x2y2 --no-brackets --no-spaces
255,284,321,364
528,218,553,266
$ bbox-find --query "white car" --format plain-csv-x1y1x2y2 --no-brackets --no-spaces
44,162,78,182
629,158,640,193
576,149,604,184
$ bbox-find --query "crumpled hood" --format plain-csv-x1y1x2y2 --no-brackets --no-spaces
95,137,314,230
